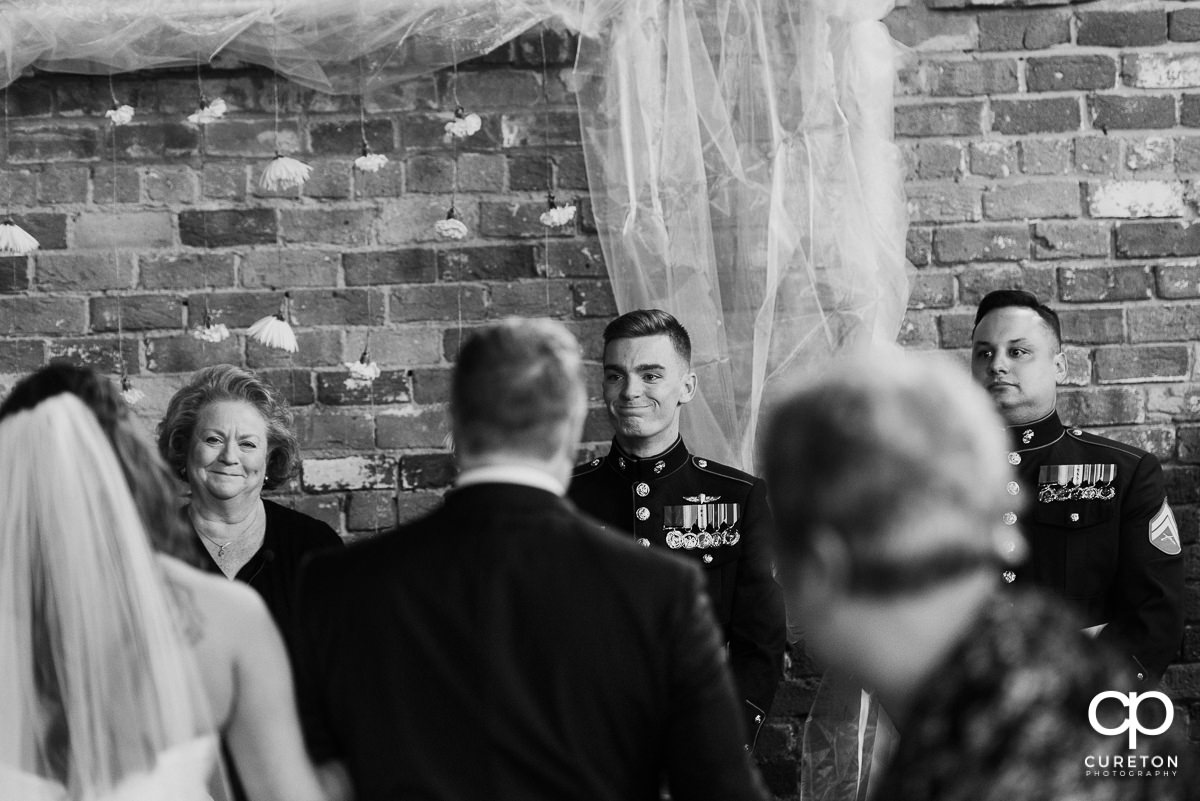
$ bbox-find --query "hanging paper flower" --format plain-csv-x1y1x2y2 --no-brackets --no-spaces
0,219,39,255
105,104,135,126
119,376,145,406
540,204,577,228
443,106,482,142
259,154,311,192
191,321,231,343
344,348,381,389
435,207,468,241
187,97,227,125
354,150,389,173
247,298,298,353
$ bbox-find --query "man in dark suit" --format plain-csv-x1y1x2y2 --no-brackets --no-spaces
292,318,767,801
971,290,1183,682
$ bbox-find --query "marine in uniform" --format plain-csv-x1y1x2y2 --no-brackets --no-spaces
973,290,1183,682
568,309,786,747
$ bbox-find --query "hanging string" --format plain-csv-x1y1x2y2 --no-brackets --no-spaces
539,27,553,314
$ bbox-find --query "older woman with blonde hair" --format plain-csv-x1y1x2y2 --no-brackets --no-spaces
158,365,342,642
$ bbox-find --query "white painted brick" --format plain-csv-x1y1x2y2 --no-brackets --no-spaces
1086,180,1187,219
1125,53,1200,90
302,456,395,491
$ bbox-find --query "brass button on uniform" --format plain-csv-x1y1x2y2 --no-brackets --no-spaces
1002,512,1017,526
1003,570,1016,584
637,538,651,547
1070,513,1080,522
635,482,650,497
635,507,650,521
1006,481,1020,496
1008,452,1021,466
702,554,713,564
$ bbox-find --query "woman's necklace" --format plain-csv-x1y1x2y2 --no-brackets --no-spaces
196,528,232,558
190,503,264,562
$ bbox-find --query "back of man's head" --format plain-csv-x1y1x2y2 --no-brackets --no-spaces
603,309,692,365
973,289,1062,347
764,349,1020,597
451,318,585,461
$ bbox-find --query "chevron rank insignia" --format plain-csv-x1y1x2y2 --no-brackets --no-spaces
1149,499,1181,556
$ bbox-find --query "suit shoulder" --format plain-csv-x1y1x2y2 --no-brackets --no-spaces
572,457,604,478
1064,428,1154,464
691,455,758,487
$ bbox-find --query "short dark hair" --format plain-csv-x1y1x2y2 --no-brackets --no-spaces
452,319,584,460
973,289,1062,346
0,364,194,562
603,309,691,364
157,365,300,490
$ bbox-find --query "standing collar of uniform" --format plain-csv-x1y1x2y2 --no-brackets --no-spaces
1005,409,1063,452
607,436,690,480
455,464,566,496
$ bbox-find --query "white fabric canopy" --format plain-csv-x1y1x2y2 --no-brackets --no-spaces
0,0,910,471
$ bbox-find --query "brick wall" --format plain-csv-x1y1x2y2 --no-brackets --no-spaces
887,0,1200,761
3,1,1199,796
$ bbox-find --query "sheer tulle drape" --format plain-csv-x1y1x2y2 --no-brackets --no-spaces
0,0,908,469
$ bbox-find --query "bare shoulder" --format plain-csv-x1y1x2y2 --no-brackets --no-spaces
157,556,273,641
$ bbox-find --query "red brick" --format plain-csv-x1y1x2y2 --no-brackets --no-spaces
144,166,198,205
1165,467,1200,506
346,490,398,533
438,245,539,281
1095,345,1190,383
1128,304,1200,343
1176,137,1200,173
991,97,1080,135
537,239,607,279
497,110,581,147
90,164,140,203
376,407,451,450
140,253,236,290
1026,55,1117,92
410,368,452,405
932,310,970,349
91,295,184,331
0,257,30,293
309,119,395,155
35,252,135,291
297,160,353,200
1074,137,1121,176
353,160,405,198
907,273,956,310
399,452,456,490
401,111,501,151
1126,137,1173,172
1089,95,1175,131
978,11,1069,51
74,211,174,250
246,330,344,369
4,80,54,117
1033,222,1110,260
283,494,343,532
1057,308,1125,344
487,280,574,318
932,225,1030,264
203,120,301,158
255,368,316,406
571,280,619,318
105,123,199,161
1077,10,1167,48
1116,222,1200,259
1058,266,1150,303
1090,425,1175,462
315,369,412,405
241,250,339,289
279,208,375,246
390,284,486,322
1172,9,1200,42
927,59,1018,96
967,141,1015,179
47,337,139,374
289,289,384,327
1184,96,1200,129
8,125,100,162
145,333,241,372
982,182,1079,221
1058,387,1145,426
184,291,283,327
897,311,938,349
0,170,38,206
302,455,396,492
0,339,46,373
508,153,551,191
478,200,575,239
294,408,375,451
345,329,443,367
201,163,248,200
1180,427,1200,464
895,101,984,137
9,213,67,250
1157,265,1200,300
343,249,437,286
906,185,981,224
907,228,932,268
394,490,444,526
37,165,88,204
957,265,1055,306
179,209,276,247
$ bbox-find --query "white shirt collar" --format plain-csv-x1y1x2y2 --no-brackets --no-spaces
454,464,566,496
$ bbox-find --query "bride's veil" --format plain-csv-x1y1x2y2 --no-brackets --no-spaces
0,393,212,797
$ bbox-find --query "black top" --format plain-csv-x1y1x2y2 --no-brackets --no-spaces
874,589,1190,801
567,437,786,744
293,483,768,801
194,498,343,641
999,410,1184,682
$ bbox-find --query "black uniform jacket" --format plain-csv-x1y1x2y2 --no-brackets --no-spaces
293,483,768,801
568,437,786,742
1002,410,1184,681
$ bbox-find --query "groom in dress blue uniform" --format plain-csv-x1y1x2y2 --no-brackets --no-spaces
569,309,786,747
971,289,1184,682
